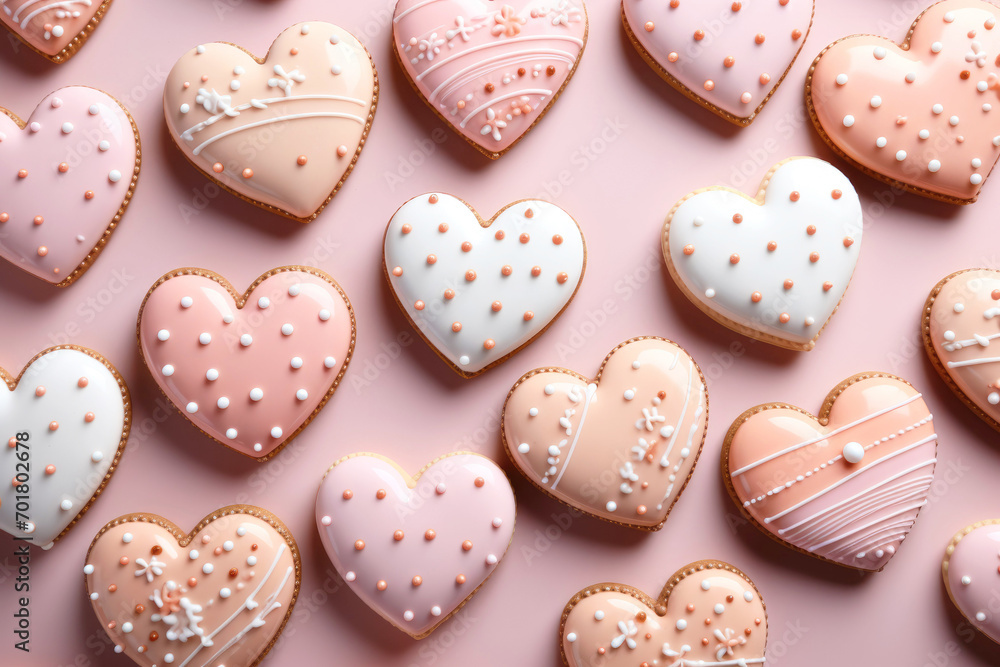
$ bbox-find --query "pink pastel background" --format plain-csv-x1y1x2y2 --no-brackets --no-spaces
1,1,999,665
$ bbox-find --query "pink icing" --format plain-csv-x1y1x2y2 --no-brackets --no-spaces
727,374,938,571
0,0,107,59
944,520,1000,643
163,22,377,221
137,268,355,460
809,0,1000,202
0,86,138,286
561,562,767,666
622,0,814,123
503,337,707,529
315,452,516,638
926,269,1000,428
85,508,299,667
392,0,587,157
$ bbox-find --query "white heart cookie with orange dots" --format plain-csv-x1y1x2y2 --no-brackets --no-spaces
384,193,586,378
1,346,130,549
663,157,863,351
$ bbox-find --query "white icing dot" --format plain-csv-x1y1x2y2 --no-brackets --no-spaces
98,140,110,151
288,284,301,296
180,103,190,114
403,610,414,621
321,516,332,526
250,388,264,401
240,334,253,347
905,72,916,83
528,408,538,417
180,296,194,308
835,73,848,85
324,356,337,368
843,441,865,463
989,392,1000,406
270,427,283,439
931,41,943,53
486,554,498,565
660,426,674,438
88,104,100,115
842,115,855,128
544,384,555,395
933,104,944,114
281,323,294,336
876,137,888,148
459,355,470,366
258,297,270,309
122,532,133,543
676,619,687,630
219,588,231,599
226,428,237,439
60,499,72,511
567,632,577,642
944,331,956,341
623,389,635,401
431,605,442,616
162,364,175,377
296,389,309,401
84,564,94,574
203,563,214,574
317,308,332,322
90,592,99,600
234,66,245,75
206,368,219,381
870,95,882,108
594,610,605,621
606,501,617,512
701,580,711,591
977,612,987,622
199,332,212,345
962,576,973,585
714,603,725,614
223,540,234,551
744,591,754,602
972,174,984,185
950,115,960,126
247,556,257,566
919,129,930,140
896,150,907,162
185,402,199,414
157,329,170,341
108,170,122,183
122,622,133,633
873,46,886,59
955,303,966,313
91,451,103,462
517,443,530,454
973,158,983,168
230,80,241,91
291,357,303,369
705,288,716,298
929,160,941,173
61,122,74,134
218,397,230,409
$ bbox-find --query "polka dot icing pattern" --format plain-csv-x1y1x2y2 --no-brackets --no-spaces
137,267,355,460
0,0,110,62
163,22,378,222
622,0,814,126
560,561,767,667
392,0,588,159
807,0,1000,204
924,268,1000,432
663,157,863,351
315,452,516,639
384,193,586,378
724,372,937,572
84,507,300,667
1,346,129,549
943,519,1000,644
502,337,707,530
0,86,140,286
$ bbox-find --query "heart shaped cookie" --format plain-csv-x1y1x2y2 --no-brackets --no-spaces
384,193,586,378
316,452,516,639
0,0,112,63
1,346,129,549
943,519,1000,645
392,0,588,159
163,22,378,222
723,372,938,571
137,266,355,461
807,0,1000,204
502,337,707,530
0,86,140,286
622,0,814,126
923,268,1000,432
663,157,863,351
84,506,300,667
560,560,767,666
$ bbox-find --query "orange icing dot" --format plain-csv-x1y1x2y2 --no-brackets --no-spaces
523,311,534,321
394,530,404,541
414,300,425,311
452,322,462,332
779,313,791,323
729,253,740,264
751,291,762,303
425,529,436,540
376,489,387,499
462,540,473,551
354,539,365,550
483,339,496,350
557,272,569,284
296,155,308,166
429,194,439,203
683,244,695,256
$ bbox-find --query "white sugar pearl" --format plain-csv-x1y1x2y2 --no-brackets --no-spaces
623,389,635,400
203,563,214,574
223,540,234,551
870,95,882,108
972,174,984,185
91,451,103,462
98,140,110,151
950,115,960,126
431,606,442,617
84,564,95,574
895,150,907,162
122,532,133,543
180,296,193,308
90,592,99,600
240,334,253,346
994,136,1000,147
180,103,190,113
108,170,122,182
528,408,538,417
873,46,886,59
932,104,944,114
518,443,530,454
291,357,303,369
905,72,916,83
705,288,716,298
714,604,725,614
60,499,73,511
61,122,74,134
281,323,294,336
567,632,577,642
955,303,965,313
944,11,955,22
219,588,231,598
319,309,331,321
595,610,605,621
223,314,234,324
701,580,711,591
919,129,930,140
218,397,230,409
199,332,212,345
544,384,555,395
258,297,270,309
835,73,848,85
486,554,498,565
288,284,301,296
973,158,983,168
492,517,503,528
744,591,754,602
676,619,687,630
230,80,240,91
250,388,264,401
979,81,990,92
931,41,943,53
296,389,308,401
606,501,617,512
876,137,888,148
842,114,855,127
989,392,1000,405
403,610,414,621
345,571,356,581
631,361,641,369
270,427,283,438
928,160,941,173
122,622,133,633
226,428,237,439
324,357,337,368
459,355,470,366
963,576,973,585
843,441,865,463
977,612,987,621
162,365,175,376
186,402,199,414
189,550,199,559
320,516,332,526
206,369,219,381
88,104,100,115
237,525,247,536
157,329,170,341
247,556,257,566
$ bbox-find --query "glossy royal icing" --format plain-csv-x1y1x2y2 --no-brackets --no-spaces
502,337,707,530
622,0,814,125
85,506,300,667
943,519,1000,645
0,0,111,62
1,346,129,549
560,561,767,667
137,267,355,461
0,86,140,286
163,22,378,221
393,0,588,158
724,373,938,571
384,193,586,378
807,0,1000,203
663,157,863,351
315,452,516,639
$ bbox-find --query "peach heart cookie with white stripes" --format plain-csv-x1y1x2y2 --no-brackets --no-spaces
84,506,300,667
622,0,814,126
0,86,140,286
559,560,767,667
137,267,355,461
502,337,707,531
723,372,938,571
392,0,588,159
315,452,516,639
384,193,586,378
163,22,377,222
0,0,112,63
663,157,863,351
943,519,1000,645
806,0,1000,204
2,346,129,549
923,268,1000,432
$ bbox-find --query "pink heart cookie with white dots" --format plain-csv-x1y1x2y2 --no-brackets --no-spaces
163,22,378,222
560,561,767,666
944,519,1000,645
316,452,516,639
663,157,863,351
392,0,588,159
384,193,586,378
807,0,1000,204
85,506,300,667
0,86,140,286
622,0,814,126
0,0,112,63
1,346,130,549
923,268,1000,432
137,267,355,461
502,337,708,531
